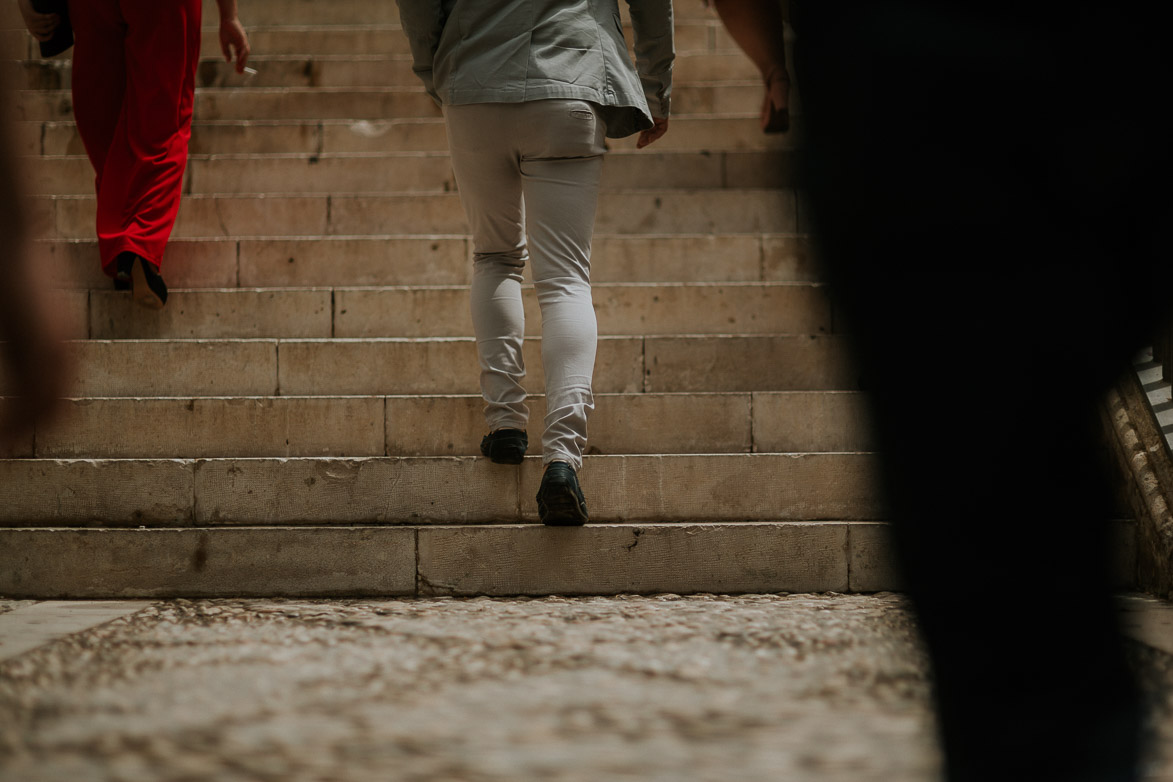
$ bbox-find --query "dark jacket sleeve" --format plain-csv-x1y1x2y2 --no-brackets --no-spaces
625,0,674,116
395,0,446,105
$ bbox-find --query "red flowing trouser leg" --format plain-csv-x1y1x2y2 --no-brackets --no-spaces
68,0,202,276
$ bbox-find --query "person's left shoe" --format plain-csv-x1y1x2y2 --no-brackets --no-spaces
114,252,167,309
536,461,588,526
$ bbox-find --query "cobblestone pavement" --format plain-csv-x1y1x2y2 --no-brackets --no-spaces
0,593,1169,782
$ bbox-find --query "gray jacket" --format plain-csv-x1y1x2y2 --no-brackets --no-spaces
396,0,674,138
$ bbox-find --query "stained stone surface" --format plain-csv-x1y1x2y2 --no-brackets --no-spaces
0,594,940,781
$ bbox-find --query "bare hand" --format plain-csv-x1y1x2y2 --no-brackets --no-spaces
636,116,669,149
17,0,59,43
220,18,250,74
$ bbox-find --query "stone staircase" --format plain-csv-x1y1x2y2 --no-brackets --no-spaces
0,0,896,597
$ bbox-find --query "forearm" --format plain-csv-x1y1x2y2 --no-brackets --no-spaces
215,0,239,21
627,0,675,117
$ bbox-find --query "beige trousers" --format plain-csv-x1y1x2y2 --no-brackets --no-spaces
444,100,607,470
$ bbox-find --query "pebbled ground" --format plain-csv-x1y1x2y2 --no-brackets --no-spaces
0,593,1169,782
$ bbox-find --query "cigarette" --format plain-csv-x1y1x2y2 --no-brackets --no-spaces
243,67,258,76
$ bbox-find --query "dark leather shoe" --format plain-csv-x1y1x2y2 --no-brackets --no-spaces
480,428,527,464
537,461,588,526
115,252,167,309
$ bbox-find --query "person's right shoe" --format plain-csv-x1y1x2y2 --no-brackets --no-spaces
536,461,588,526
480,428,528,464
114,251,167,309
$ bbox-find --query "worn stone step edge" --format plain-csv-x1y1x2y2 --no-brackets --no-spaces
0,453,883,525
0,522,894,598
68,282,834,341
8,334,854,397
8,390,874,459
21,150,798,195
35,234,818,289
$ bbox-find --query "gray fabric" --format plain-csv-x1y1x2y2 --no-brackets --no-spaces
396,0,673,138
445,100,606,470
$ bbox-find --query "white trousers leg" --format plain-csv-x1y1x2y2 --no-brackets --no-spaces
445,100,605,470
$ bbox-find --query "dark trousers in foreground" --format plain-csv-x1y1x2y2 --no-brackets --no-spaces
792,2,1173,779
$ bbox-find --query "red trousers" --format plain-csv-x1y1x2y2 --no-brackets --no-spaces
68,0,202,275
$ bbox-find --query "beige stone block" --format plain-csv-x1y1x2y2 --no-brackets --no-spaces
90,288,331,339
517,453,883,522
193,457,517,523
645,334,856,392
239,237,469,286
278,336,642,395
723,150,797,188
320,119,449,153
201,0,400,26
594,282,830,335
597,190,795,234
387,393,752,456
0,526,416,597
418,522,849,596
592,235,760,282
40,121,85,156
600,151,723,190
846,522,902,592
195,56,416,90
674,52,761,83
606,117,793,153
328,194,467,235
35,239,239,289
194,88,440,122
37,396,385,458
671,84,761,116
753,391,875,452
663,22,711,53
199,27,411,57
52,195,330,239
10,90,73,123
21,156,104,196
46,288,88,339
23,195,55,241
0,400,34,458
57,340,278,397
0,459,194,525
335,287,472,338
189,121,322,155
174,195,329,238
12,120,41,156
187,154,455,195
762,235,822,282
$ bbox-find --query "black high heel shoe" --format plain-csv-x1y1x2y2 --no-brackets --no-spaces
761,66,790,134
113,252,167,309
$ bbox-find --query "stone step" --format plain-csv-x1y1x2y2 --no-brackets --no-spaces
37,234,817,290
11,51,761,90
23,149,795,195
31,190,799,239
0,521,890,598
14,83,767,122
0,452,882,525
0,334,853,397
3,20,740,64
17,391,872,459
80,282,831,340
24,115,794,158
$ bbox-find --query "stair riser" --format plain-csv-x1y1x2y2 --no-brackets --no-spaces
14,53,762,91
0,522,892,598
34,191,799,239
80,284,830,340
23,150,796,195
0,335,853,397
37,235,818,289
31,116,793,157
23,391,874,458
0,454,884,525
15,84,768,123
